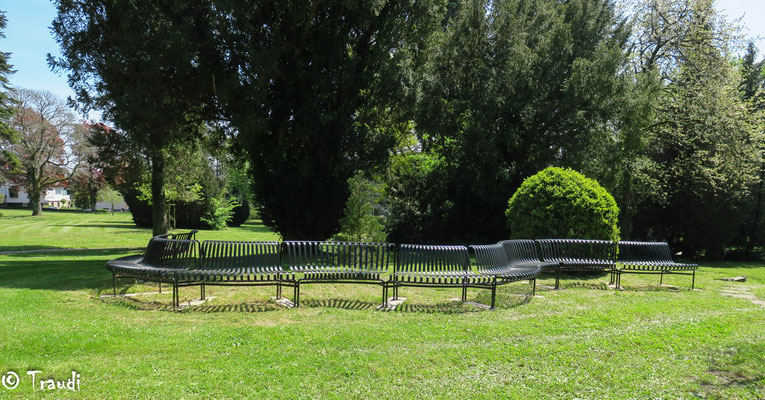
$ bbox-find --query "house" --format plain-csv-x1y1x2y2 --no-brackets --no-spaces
0,185,71,209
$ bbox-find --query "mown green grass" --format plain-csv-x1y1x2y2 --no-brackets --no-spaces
0,208,278,251
0,211,762,398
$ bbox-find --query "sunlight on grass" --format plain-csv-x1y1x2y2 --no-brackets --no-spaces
0,208,279,251
0,211,763,398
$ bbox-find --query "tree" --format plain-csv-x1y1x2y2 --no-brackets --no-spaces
50,0,216,235
388,0,632,243
209,0,440,240
632,0,763,258
70,163,106,210
333,171,387,242
737,42,765,254
0,10,18,179
2,89,83,216
97,186,123,213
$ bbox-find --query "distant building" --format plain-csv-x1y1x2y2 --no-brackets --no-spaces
0,185,71,209
95,199,130,211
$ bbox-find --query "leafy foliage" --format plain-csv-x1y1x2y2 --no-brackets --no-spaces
506,167,620,241
201,197,240,231
208,0,440,240
387,0,631,243
50,0,216,235
70,164,106,210
332,171,386,243
97,186,123,213
628,0,763,258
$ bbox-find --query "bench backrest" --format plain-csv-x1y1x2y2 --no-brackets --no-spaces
153,230,198,241
617,241,674,263
498,239,541,264
537,239,616,264
142,237,198,269
198,240,282,272
284,241,393,273
470,244,509,273
396,244,469,274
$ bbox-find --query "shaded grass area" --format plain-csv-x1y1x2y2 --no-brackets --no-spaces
0,249,762,398
0,208,279,251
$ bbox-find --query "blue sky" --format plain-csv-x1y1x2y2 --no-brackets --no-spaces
1,0,764,121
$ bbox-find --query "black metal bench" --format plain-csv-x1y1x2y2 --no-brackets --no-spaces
537,239,617,289
498,239,558,271
284,241,393,308
106,235,200,308
180,240,296,302
616,241,698,289
392,244,504,308
154,230,199,241
470,243,542,298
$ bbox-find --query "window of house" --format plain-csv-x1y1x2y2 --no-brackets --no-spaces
9,187,18,198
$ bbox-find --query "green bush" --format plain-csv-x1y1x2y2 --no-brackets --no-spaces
506,167,619,240
201,197,240,230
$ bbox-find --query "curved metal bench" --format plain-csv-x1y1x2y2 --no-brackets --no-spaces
498,239,558,271
107,235,200,308
181,240,295,302
616,241,698,289
470,243,542,300
154,230,199,241
537,239,617,289
392,244,502,308
284,241,393,308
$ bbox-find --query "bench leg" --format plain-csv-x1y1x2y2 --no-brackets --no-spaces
691,270,696,290
294,283,300,308
382,284,388,308
172,282,179,310
200,282,206,301
461,286,467,302
159,281,162,294
555,266,560,290
393,285,399,301
660,271,664,285
532,278,536,296
112,272,117,297
276,282,282,299
490,285,496,309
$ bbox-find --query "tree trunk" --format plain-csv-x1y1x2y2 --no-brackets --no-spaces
90,196,97,212
29,186,42,216
151,150,169,236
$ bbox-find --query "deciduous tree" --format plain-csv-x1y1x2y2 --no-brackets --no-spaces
3,89,83,216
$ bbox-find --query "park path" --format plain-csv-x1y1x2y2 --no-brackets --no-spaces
718,285,764,307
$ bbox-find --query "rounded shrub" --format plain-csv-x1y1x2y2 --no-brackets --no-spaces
506,167,619,240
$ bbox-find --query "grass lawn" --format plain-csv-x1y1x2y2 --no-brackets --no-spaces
0,211,763,398
0,208,278,252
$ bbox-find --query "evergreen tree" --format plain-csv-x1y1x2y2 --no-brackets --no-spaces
389,0,632,243
0,10,18,179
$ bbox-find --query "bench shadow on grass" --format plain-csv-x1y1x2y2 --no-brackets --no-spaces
107,293,536,314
